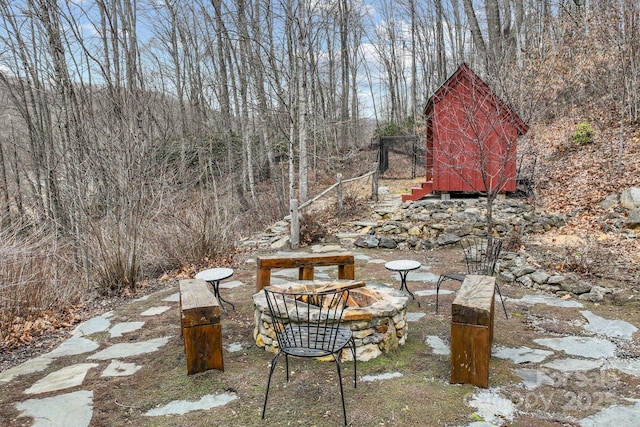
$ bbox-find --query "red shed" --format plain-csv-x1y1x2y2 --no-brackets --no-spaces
403,64,528,201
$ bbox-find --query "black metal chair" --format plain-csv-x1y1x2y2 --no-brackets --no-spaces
261,286,357,426
435,236,508,318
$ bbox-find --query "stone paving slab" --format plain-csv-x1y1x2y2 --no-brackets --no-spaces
580,400,640,426
109,321,145,338
508,293,584,308
144,393,238,416
360,372,403,382
425,335,450,355
15,390,94,427
87,336,172,360
408,270,440,282
224,342,244,353
25,363,99,395
543,358,605,372
608,359,640,377
162,292,180,302
415,288,454,297
46,337,100,358
140,306,171,316
406,312,426,322
219,280,244,289
493,346,554,364
367,258,389,264
581,310,638,340
0,356,53,384
468,389,516,425
101,360,142,377
71,315,112,337
534,336,617,359
514,368,555,390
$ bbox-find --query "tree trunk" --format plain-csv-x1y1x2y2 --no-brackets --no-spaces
297,3,309,203
434,0,447,82
462,0,488,65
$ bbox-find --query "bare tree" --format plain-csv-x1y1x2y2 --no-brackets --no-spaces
372,5,406,124
434,0,447,82
248,0,285,210
296,0,310,203
432,68,526,239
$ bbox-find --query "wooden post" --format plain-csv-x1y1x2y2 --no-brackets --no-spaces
290,198,299,249
450,275,495,388
336,173,343,212
180,279,223,374
371,162,379,202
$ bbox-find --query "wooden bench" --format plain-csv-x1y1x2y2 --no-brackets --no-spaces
179,279,224,374
255,252,355,291
450,274,495,388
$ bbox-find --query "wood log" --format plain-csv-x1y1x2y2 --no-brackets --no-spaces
313,280,366,293
450,275,495,388
293,280,365,308
180,279,223,374
451,275,495,327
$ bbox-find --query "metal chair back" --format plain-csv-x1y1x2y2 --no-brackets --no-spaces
461,236,503,276
435,236,508,318
261,286,357,426
263,287,351,358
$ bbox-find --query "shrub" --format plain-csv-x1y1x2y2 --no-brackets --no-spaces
374,122,402,137
300,194,368,245
573,121,594,145
0,225,84,347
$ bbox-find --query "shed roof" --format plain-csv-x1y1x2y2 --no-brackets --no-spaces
424,63,529,135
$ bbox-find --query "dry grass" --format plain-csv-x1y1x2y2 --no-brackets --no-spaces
0,225,84,349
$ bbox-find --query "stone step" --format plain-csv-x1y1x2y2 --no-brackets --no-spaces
373,194,403,215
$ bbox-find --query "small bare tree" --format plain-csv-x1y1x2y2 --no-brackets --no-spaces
433,68,527,241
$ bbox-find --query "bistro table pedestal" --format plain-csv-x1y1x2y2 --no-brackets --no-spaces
385,260,422,306
195,267,235,313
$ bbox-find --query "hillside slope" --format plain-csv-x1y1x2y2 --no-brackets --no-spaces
522,116,640,287
532,117,640,216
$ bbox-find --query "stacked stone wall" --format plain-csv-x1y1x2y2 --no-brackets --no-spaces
354,197,566,251
252,283,409,362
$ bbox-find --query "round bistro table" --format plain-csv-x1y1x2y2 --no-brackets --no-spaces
385,259,422,306
195,267,235,313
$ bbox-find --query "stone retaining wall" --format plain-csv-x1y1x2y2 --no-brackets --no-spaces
352,197,567,251
240,194,614,302
353,197,613,302
497,251,612,303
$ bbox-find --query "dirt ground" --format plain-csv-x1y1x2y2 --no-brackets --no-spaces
2,241,640,426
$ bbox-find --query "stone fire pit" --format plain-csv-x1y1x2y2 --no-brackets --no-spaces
253,281,409,361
